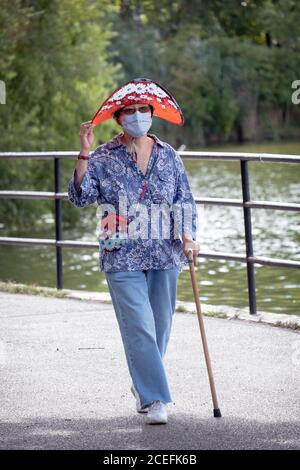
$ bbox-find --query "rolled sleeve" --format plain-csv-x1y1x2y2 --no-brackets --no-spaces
173,152,198,240
67,157,99,207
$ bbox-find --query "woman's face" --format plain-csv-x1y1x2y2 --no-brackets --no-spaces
117,104,153,138
117,104,152,125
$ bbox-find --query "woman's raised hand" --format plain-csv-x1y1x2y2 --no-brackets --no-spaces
79,120,95,153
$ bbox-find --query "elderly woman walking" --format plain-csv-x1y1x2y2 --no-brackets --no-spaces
68,78,199,424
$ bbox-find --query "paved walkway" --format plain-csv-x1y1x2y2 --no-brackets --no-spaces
0,291,299,450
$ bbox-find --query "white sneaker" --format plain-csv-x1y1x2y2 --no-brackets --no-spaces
130,385,149,414
146,400,168,425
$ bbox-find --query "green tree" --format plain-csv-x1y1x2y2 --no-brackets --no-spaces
0,0,122,228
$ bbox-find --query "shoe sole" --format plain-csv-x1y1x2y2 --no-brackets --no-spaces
138,408,148,414
146,418,168,425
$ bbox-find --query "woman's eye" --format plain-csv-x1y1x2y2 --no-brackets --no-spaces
123,107,149,114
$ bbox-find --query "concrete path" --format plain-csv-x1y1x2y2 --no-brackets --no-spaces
0,292,299,450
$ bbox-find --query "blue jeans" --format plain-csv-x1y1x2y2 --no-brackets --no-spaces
105,266,181,409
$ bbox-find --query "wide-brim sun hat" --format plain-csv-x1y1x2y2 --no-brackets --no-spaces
91,77,184,126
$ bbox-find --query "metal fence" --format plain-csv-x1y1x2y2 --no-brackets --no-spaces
0,150,300,315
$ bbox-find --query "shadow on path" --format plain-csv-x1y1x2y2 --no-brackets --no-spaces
1,414,299,450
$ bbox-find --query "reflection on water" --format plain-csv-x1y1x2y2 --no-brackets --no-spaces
0,142,299,315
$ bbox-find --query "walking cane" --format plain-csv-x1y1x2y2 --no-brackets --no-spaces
187,249,222,418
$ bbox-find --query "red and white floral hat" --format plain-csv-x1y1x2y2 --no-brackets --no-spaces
91,78,184,126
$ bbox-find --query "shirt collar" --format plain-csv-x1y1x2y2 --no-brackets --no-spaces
106,132,165,150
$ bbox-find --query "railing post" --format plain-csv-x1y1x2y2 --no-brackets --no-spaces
54,157,64,289
240,160,257,315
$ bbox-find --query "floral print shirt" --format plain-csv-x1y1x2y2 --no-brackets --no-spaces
67,133,198,272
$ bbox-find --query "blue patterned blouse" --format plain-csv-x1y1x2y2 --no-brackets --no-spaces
67,133,198,272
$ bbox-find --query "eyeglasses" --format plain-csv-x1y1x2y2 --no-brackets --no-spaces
121,105,151,115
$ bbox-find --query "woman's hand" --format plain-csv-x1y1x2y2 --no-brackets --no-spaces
182,233,200,261
79,120,95,153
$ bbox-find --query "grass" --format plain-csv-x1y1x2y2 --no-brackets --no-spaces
204,310,228,319
175,304,227,318
175,305,190,313
274,320,300,331
0,281,69,298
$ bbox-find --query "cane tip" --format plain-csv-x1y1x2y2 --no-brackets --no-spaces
213,408,222,418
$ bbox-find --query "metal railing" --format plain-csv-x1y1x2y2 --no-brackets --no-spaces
0,150,300,315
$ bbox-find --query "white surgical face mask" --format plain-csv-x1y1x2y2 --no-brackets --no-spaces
120,110,152,138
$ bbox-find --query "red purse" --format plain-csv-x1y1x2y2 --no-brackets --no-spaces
99,180,149,252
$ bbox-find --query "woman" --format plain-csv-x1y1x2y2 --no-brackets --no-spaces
68,78,199,425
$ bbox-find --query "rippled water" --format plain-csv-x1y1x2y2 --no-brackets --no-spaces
0,142,299,315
